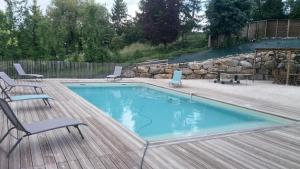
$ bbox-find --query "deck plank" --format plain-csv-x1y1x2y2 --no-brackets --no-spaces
0,79,300,169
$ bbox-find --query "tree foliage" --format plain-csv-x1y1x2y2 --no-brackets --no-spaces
206,0,252,37
111,0,128,35
140,0,181,45
261,0,285,19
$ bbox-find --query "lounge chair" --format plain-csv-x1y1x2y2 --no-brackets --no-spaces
169,71,182,87
14,63,43,80
0,72,44,93
107,66,122,80
0,98,87,157
0,85,53,107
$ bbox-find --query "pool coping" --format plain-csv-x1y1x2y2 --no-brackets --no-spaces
61,80,299,146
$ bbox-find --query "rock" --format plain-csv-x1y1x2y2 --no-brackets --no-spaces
241,69,253,74
240,61,253,68
179,63,188,68
205,73,217,79
264,60,277,69
154,74,172,79
165,68,174,74
180,68,193,75
188,62,202,70
122,70,135,78
149,66,164,74
223,59,239,67
227,66,242,73
194,69,207,75
255,62,261,69
186,73,202,79
137,66,149,73
166,64,174,69
202,60,214,70
139,73,151,78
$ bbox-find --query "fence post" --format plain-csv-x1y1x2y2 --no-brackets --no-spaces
276,19,279,37
287,19,290,37
265,20,268,38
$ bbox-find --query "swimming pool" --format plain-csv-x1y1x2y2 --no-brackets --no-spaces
67,83,291,140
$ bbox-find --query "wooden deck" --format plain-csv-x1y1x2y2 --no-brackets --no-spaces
0,79,299,169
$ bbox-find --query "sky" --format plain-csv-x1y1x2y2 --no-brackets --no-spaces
0,0,140,16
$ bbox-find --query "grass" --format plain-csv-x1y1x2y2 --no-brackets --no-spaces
115,32,208,63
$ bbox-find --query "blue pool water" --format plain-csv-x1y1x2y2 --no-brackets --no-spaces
67,83,291,140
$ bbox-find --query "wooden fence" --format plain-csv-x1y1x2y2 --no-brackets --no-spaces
0,60,132,78
210,19,300,47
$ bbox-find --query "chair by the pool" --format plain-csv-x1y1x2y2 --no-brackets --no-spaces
0,72,44,93
169,71,182,87
0,85,52,107
107,66,122,80
14,63,44,79
0,98,87,157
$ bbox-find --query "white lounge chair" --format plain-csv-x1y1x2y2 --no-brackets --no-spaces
107,66,122,80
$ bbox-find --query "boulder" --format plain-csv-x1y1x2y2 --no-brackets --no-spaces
188,62,202,70
186,73,202,79
154,74,172,79
264,60,277,70
194,69,207,75
180,68,193,75
205,73,217,79
240,61,253,69
165,68,174,74
137,66,149,73
139,73,151,78
227,66,242,73
122,70,135,78
241,69,253,74
223,59,239,67
202,60,214,70
149,66,165,74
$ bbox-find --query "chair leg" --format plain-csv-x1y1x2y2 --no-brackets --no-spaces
7,135,26,157
0,127,15,144
42,99,47,106
46,99,52,108
66,127,71,133
34,87,38,94
74,125,84,139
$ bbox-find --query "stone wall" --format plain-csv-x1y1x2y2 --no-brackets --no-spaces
122,52,300,80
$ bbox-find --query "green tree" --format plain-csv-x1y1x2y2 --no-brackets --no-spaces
0,10,10,59
80,0,114,62
111,0,128,35
17,0,44,59
290,0,300,18
141,0,181,45
206,0,252,45
47,0,81,57
180,0,203,40
261,0,285,19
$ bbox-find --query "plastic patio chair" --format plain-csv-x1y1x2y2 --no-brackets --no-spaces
169,71,182,87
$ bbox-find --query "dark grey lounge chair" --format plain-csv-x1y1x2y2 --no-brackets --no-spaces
14,63,44,80
0,98,87,157
0,72,44,93
0,85,52,107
